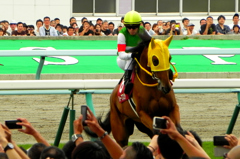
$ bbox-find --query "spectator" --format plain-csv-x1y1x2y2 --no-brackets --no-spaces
200,16,216,35
183,23,200,35
71,141,109,159
101,20,112,36
96,18,103,26
121,16,124,23
62,26,68,35
22,23,28,32
0,28,4,36
181,17,190,34
40,146,65,159
152,23,160,35
156,21,165,35
2,20,10,36
54,18,60,24
71,22,79,35
140,20,144,26
165,20,182,35
12,22,27,36
62,140,76,159
69,17,76,25
79,17,88,30
119,142,153,159
39,16,58,36
157,20,163,28
199,18,207,33
67,26,75,36
55,24,63,36
144,22,156,35
94,24,104,36
200,19,207,26
113,23,123,36
232,25,240,34
26,25,36,36
228,13,240,30
108,22,115,34
9,20,17,35
79,21,93,36
28,143,47,159
35,19,43,36
216,15,231,35
224,145,240,159
17,118,50,146
50,20,56,28
160,116,210,159
165,21,170,30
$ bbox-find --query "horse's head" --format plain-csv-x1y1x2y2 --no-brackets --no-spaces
147,36,176,94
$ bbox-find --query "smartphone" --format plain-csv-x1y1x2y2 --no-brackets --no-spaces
5,120,22,129
153,117,167,130
81,105,88,126
213,136,229,146
175,24,179,28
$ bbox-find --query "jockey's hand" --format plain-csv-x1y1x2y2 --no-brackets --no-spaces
131,52,137,58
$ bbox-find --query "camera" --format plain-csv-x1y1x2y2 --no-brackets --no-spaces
81,105,88,126
153,117,167,130
213,136,229,146
5,120,22,129
96,29,99,32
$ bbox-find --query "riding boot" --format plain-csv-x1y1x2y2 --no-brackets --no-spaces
124,70,133,94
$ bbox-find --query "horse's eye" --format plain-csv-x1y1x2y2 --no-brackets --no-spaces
152,56,159,66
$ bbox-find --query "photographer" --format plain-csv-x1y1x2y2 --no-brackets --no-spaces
27,25,36,36
71,22,79,36
165,20,182,35
94,24,104,36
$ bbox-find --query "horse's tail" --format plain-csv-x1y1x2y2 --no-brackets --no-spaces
84,111,111,138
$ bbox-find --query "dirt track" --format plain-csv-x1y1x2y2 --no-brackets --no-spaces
0,93,239,144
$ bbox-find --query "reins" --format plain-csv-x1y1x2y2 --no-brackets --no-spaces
134,57,178,87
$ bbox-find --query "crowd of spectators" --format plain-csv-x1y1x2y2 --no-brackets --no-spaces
0,16,125,37
0,106,240,159
0,13,240,37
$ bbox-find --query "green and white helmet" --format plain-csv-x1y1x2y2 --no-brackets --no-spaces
124,11,142,25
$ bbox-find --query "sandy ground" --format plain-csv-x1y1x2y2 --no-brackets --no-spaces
0,93,239,145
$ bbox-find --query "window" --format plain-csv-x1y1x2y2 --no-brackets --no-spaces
158,0,179,12
135,0,156,13
72,0,93,13
210,0,235,12
72,0,116,13
95,0,116,13
183,0,208,12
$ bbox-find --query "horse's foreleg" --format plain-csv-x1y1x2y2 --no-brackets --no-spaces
169,103,181,126
138,111,154,131
111,103,132,147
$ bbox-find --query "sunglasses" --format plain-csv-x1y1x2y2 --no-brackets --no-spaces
126,25,139,29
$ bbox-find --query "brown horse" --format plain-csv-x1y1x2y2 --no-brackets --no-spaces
86,35,180,147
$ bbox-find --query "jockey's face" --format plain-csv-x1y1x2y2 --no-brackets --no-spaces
127,27,139,35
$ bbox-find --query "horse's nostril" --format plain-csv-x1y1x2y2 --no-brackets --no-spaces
162,87,170,94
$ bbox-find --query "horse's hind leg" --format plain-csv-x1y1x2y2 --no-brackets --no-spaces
110,102,134,147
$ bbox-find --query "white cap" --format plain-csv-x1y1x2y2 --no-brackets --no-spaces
118,23,124,27
10,20,17,24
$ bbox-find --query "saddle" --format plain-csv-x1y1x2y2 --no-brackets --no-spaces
117,71,135,103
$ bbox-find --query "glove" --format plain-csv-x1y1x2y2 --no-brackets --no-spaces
131,52,137,58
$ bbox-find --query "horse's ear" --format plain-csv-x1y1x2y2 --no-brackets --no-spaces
150,38,155,49
164,35,173,47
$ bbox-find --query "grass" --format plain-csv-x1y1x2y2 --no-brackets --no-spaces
18,141,224,159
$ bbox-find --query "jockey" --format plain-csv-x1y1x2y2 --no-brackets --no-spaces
117,10,148,94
